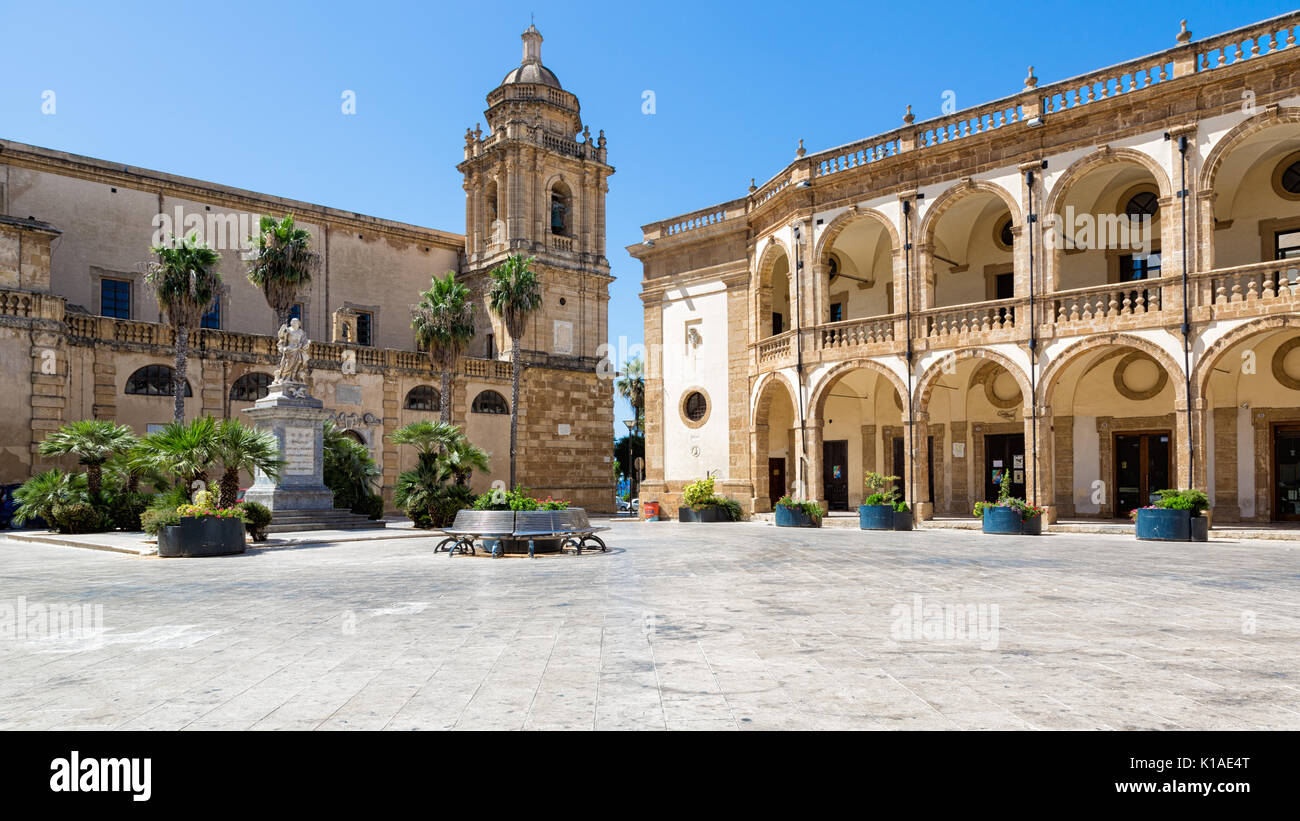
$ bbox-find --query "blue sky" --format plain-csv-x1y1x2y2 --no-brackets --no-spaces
0,0,1291,431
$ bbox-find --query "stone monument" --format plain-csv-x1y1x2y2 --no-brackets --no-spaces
242,318,335,512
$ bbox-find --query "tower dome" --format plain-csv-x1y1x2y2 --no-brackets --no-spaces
499,24,562,88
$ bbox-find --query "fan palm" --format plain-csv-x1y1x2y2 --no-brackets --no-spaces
12,469,88,527
437,438,491,486
245,214,321,332
486,254,542,488
147,232,222,421
411,271,476,423
36,420,138,499
105,449,170,495
387,420,466,461
212,419,284,508
134,416,218,500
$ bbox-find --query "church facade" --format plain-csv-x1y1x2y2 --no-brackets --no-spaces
0,25,616,511
631,13,1300,524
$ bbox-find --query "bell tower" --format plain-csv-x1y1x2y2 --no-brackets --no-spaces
458,24,614,364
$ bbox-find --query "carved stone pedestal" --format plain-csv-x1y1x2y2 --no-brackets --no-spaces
242,382,334,512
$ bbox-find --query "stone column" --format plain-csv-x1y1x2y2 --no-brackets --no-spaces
861,423,876,475
803,423,822,504
1212,406,1240,521
905,412,931,519
243,386,334,512
949,420,968,513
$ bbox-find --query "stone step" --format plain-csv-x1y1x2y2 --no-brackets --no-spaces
263,508,384,533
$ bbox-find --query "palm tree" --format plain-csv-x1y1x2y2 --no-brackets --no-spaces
245,214,321,332
212,419,284,508
147,232,222,421
616,356,646,430
36,420,138,499
134,416,218,501
411,271,476,423
437,438,491,486
12,469,88,527
323,422,380,509
486,254,542,488
387,420,465,462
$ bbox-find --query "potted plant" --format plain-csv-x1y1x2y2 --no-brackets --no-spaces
155,490,247,557
678,477,742,522
239,500,273,542
859,472,900,531
775,495,824,528
973,477,1042,535
893,501,913,532
1132,489,1209,542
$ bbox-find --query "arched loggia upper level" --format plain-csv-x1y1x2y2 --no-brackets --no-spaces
814,209,900,325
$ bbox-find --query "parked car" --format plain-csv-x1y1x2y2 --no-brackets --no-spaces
616,497,640,514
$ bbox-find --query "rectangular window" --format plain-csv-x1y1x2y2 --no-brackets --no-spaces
486,333,495,359
355,311,373,346
201,296,221,329
1118,252,1161,281
1276,230,1300,260
829,302,843,323
100,278,131,318
289,303,303,321
771,312,783,335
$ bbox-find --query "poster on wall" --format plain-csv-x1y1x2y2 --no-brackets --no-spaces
1013,454,1024,469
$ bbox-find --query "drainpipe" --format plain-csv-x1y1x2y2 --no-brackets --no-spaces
903,200,915,509
1169,132,1195,489
1025,162,1046,506
791,221,808,497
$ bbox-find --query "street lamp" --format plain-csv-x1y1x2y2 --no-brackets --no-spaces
624,418,638,501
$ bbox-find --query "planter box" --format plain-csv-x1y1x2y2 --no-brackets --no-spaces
981,506,1023,535
498,538,563,555
858,504,894,531
678,506,724,523
1191,515,1209,542
893,510,913,531
158,516,246,558
775,505,820,528
1022,515,1043,536
1135,507,1191,541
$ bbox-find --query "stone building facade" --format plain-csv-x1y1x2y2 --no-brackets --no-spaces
0,25,615,511
631,13,1300,524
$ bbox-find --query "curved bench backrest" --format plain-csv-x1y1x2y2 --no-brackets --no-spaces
451,509,517,534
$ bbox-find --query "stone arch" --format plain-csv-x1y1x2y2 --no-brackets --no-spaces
808,358,907,422
913,347,1032,413
1200,105,1300,194
1043,145,1174,219
751,369,801,426
1039,332,1188,410
1193,315,1300,399
917,178,1023,249
754,237,792,337
813,207,900,264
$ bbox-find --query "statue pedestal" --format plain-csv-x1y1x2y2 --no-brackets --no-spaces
242,383,334,512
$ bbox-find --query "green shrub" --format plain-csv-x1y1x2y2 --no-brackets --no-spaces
681,477,716,509
12,469,88,527
894,501,910,513
106,491,149,531
238,501,273,541
716,498,744,522
353,493,385,520
863,473,900,505
472,486,541,511
1153,488,1209,516
776,494,825,521
141,507,181,535
50,501,106,534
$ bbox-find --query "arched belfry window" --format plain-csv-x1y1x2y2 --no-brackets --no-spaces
471,390,509,415
551,182,571,236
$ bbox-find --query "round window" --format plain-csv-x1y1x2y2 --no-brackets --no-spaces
999,218,1014,248
1125,191,1159,218
1282,160,1300,195
683,391,707,422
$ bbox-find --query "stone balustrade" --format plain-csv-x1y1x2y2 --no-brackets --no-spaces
1051,281,1163,328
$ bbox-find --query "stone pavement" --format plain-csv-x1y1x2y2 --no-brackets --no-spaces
1,521,1297,730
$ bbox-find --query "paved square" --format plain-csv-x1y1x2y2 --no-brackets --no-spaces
2,522,1298,730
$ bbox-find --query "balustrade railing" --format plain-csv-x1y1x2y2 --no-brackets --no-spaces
819,315,895,349
1196,13,1298,72
756,330,794,364
922,299,1019,340
1051,281,1162,325
1199,258,1300,305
